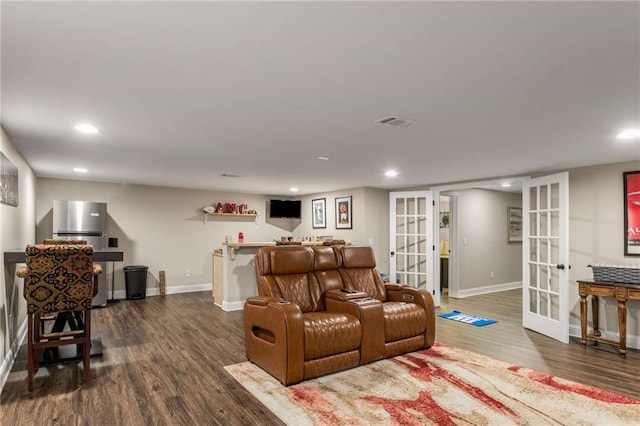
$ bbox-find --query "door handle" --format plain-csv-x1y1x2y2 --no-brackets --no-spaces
390,251,395,256
556,264,571,270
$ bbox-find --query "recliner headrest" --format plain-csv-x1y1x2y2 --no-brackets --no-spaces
268,246,315,275
311,246,339,270
340,246,376,269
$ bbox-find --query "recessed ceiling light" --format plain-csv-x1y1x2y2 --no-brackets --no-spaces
617,128,640,140
385,170,398,177
501,183,512,188
289,187,299,192
74,123,99,134
317,156,329,161
73,167,88,173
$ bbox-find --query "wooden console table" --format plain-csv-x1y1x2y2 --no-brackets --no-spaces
578,279,640,357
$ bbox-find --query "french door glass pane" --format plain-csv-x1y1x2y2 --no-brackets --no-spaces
550,183,560,209
407,198,416,215
418,197,427,215
529,239,538,262
551,211,559,237
418,217,427,234
408,218,415,235
540,239,549,263
529,187,537,210
529,289,538,313
419,237,427,254
408,236,417,253
550,266,560,293
529,263,537,288
550,294,560,320
540,213,549,237
529,212,537,236
540,185,548,209
540,291,549,317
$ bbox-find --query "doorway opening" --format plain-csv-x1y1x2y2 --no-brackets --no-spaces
432,177,528,308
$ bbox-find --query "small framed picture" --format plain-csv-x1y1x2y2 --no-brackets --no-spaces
439,212,450,228
507,207,522,243
312,198,326,229
335,196,352,229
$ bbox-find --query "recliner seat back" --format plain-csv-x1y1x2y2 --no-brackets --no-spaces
339,246,388,302
255,246,323,313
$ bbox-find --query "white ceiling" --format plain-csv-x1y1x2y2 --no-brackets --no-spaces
2,1,639,197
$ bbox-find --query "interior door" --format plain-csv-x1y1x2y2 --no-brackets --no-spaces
389,191,435,298
522,172,569,343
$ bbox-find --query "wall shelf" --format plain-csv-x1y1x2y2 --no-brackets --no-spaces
203,212,259,227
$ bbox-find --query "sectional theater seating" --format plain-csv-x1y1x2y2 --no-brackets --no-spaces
244,245,435,386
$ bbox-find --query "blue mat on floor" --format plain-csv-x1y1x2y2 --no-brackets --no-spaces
438,310,497,327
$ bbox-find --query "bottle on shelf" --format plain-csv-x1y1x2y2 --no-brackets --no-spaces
238,232,244,243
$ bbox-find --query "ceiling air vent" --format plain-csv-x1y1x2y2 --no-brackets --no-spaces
221,173,241,178
375,115,413,128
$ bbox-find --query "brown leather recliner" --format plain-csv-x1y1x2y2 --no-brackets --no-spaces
245,246,371,385
338,245,435,358
311,245,385,365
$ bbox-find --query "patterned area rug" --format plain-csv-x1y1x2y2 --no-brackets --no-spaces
225,343,640,425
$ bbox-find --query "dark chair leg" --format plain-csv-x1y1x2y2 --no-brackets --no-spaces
83,310,91,384
27,314,34,392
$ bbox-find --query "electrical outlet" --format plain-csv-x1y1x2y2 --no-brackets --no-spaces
185,269,191,277
490,271,495,278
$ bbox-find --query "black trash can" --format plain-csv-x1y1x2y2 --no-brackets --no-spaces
124,265,148,300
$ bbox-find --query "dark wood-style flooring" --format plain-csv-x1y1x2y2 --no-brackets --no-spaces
1,289,638,425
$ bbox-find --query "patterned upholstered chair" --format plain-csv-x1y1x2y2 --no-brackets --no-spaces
17,244,102,391
23,239,100,337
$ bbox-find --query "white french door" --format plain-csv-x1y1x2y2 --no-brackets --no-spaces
522,172,569,343
389,191,435,298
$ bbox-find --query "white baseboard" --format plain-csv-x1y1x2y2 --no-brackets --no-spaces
221,301,244,312
454,281,522,298
1,317,27,396
111,283,212,300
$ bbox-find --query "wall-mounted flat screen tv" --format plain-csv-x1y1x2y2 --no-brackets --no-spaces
269,199,301,219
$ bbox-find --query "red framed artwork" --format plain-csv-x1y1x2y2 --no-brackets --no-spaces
624,170,640,256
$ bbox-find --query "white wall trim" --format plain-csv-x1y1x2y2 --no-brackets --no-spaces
221,301,244,312
147,283,211,297
111,283,212,300
455,281,522,298
1,317,27,394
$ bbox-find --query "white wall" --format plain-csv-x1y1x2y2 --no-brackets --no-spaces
293,187,390,273
36,180,392,295
455,189,523,292
36,179,292,295
568,161,640,346
0,127,36,389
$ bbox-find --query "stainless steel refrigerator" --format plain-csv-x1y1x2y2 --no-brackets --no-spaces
52,200,108,306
